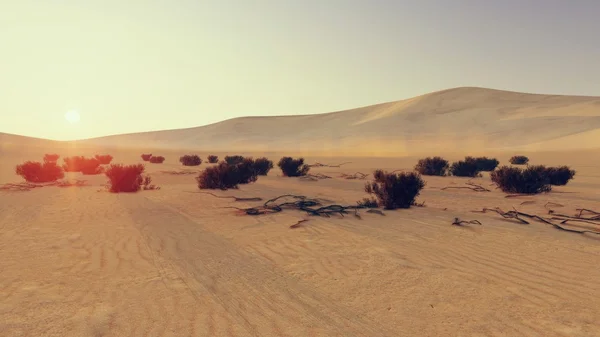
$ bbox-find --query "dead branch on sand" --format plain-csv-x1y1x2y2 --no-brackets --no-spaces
299,173,332,181
441,181,491,192
0,180,88,192
193,191,263,202
289,219,310,229
452,218,482,226
339,172,368,180
160,170,199,175
307,162,351,168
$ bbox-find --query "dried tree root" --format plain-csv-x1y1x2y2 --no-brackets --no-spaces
0,180,88,191
160,170,199,175
290,219,310,229
544,202,564,209
300,173,332,181
576,208,600,220
472,207,530,224
519,200,536,205
367,209,386,216
308,162,352,168
441,183,490,192
339,172,368,180
196,191,263,202
452,218,482,226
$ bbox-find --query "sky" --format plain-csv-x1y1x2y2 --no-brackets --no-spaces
1,0,599,141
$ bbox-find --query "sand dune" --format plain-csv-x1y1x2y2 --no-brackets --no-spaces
61,87,600,155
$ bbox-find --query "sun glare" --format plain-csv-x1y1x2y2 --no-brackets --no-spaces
65,110,81,124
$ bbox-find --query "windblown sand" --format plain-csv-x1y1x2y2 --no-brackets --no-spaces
1,145,599,337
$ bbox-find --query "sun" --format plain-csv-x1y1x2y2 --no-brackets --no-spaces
65,110,81,124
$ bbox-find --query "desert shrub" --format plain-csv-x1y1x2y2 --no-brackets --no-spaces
357,197,379,208
253,157,273,175
80,158,104,175
141,154,153,161
62,156,86,172
449,158,481,177
509,155,529,165
224,155,245,165
179,154,202,166
105,163,146,193
207,155,219,163
414,156,449,176
544,166,576,186
16,161,64,183
197,162,240,190
236,158,260,184
365,170,425,209
278,157,310,177
94,154,113,165
468,156,499,171
490,165,551,194
43,154,60,163
149,156,165,164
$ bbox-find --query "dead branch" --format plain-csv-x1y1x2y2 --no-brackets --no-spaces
471,207,530,224
290,219,310,229
519,200,536,205
367,209,386,216
299,173,332,181
308,162,351,168
159,170,199,175
195,191,263,202
441,182,490,192
339,172,368,180
452,218,482,226
576,208,600,220
0,180,88,192
544,202,564,209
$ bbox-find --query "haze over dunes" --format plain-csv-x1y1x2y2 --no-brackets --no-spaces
3,87,597,156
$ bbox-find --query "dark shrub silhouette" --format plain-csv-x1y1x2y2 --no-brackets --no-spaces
490,165,551,194
80,158,104,175
357,197,379,208
449,158,481,177
278,157,310,177
224,155,245,165
43,154,60,163
179,155,202,166
141,154,153,162
468,156,499,171
544,166,576,186
253,157,273,176
94,154,113,165
236,157,260,184
415,157,449,176
16,161,64,183
105,164,146,193
509,155,529,165
207,155,219,163
365,170,425,209
149,156,165,164
62,156,85,172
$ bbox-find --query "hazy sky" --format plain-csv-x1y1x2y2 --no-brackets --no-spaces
1,0,599,140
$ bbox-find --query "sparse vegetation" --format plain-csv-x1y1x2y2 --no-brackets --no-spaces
365,170,425,209
490,165,551,194
357,197,379,208
141,154,153,162
224,155,245,165
207,155,219,163
62,156,85,172
509,155,529,165
544,166,576,186
449,158,481,177
79,158,104,175
149,156,165,164
278,157,310,177
415,157,449,176
43,154,60,163
253,157,273,176
469,156,499,171
16,161,64,183
105,163,147,193
179,154,202,166
196,162,252,190
94,154,113,165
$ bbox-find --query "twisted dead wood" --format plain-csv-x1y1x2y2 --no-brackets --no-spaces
452,218,482,226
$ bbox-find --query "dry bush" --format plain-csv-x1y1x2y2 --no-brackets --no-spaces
43,154,60,163
224,155,245,165
62,156,86,172
197,162,244,190
415,156,449,176
16,161,64,183
236,158,260,184
544,166,576,186
94,154,113,165
207,155,219,163
141,154,153,162
80,158,104,175
149,156,165,164
253,157,273,176
509,155,529,165
179,154,202,166
357,197,379,208
468,156,499,171
490,165,551,194
449,158,481,177
277,157,310,177
365,170,425,209
105,164,146,193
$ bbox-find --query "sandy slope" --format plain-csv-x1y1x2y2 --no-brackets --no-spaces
1,147,600,336
56,87,600,155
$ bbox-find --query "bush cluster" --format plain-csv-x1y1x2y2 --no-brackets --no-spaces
43,154,60,163
509,155,529,165
105,164,147,193
224,155,245,165
180,155,202,166
545,166,576,186
365,170,425,209
149,156,165,164
491,165,551,194
16,161,64,183
62,156,104,175
141,154,153,162
278,157,310,177
449,158,482,177
253,157,274,176
196,160,258,190
207,155,219,163
415,157,449,176
94,154,113,165
468,156,499,171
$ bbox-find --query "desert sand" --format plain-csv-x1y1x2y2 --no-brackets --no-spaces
1,88,600,337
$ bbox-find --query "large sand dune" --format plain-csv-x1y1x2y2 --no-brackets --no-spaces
65,87,600,155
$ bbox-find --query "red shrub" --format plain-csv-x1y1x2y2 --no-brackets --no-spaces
80,158,104,175
16,161,64,183
104,164,146,193
207,155,219,163
94,154,114,165
149,156,165,164
141,154,153,161
62,156,86,172
43,154,60,163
